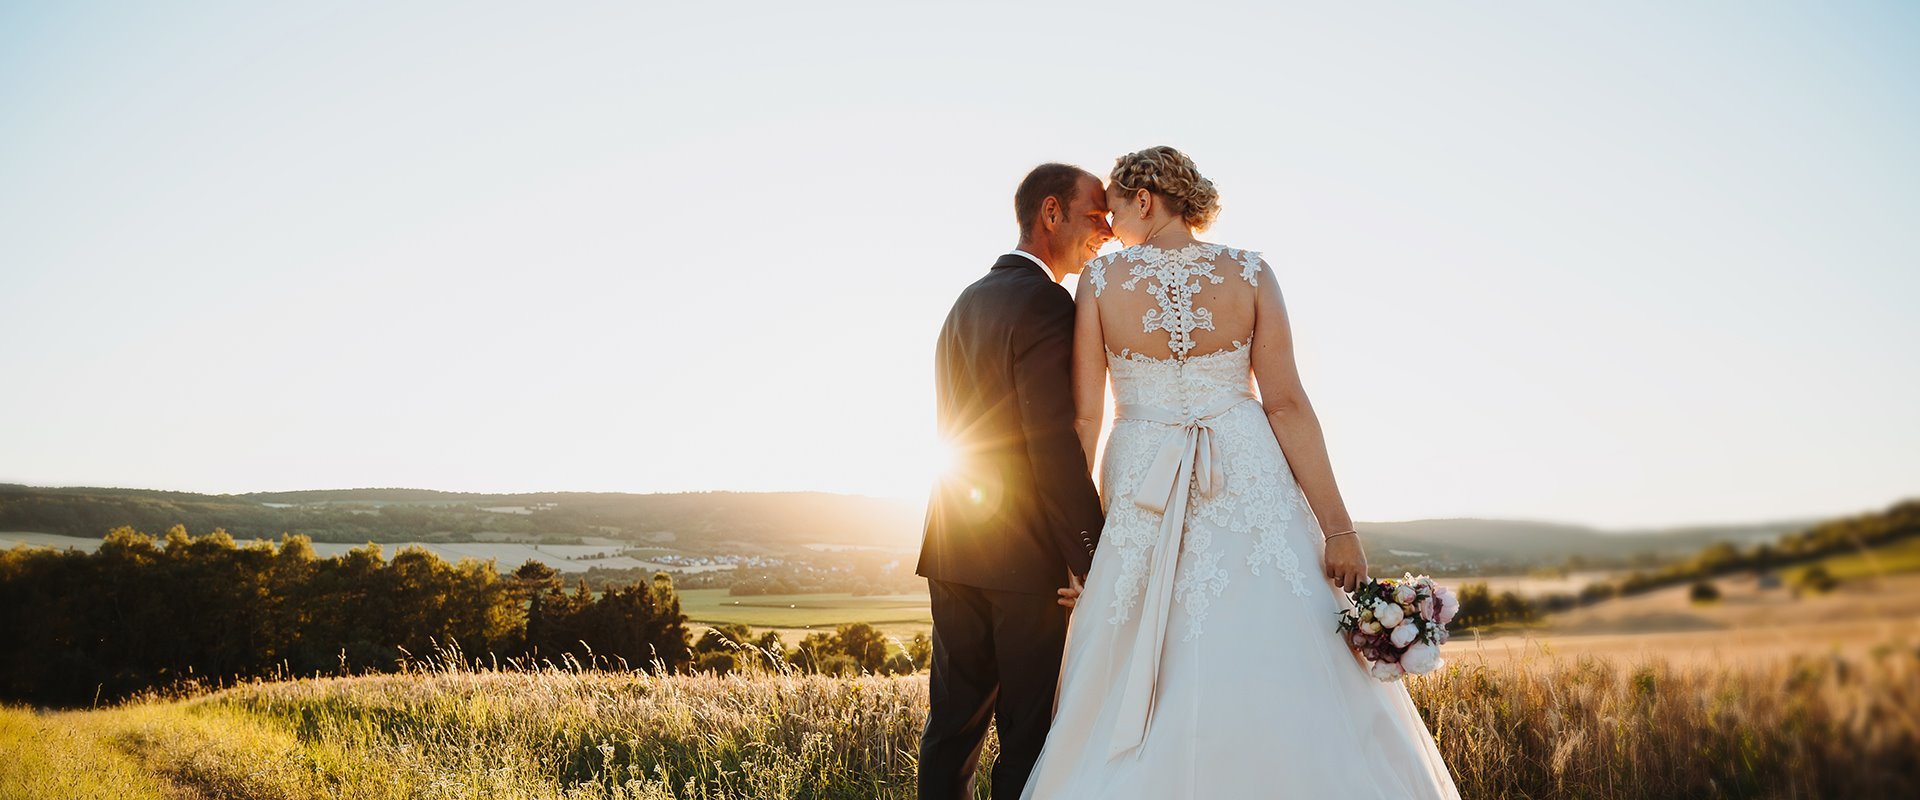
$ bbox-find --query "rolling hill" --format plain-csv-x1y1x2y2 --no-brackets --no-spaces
0,483,1829,571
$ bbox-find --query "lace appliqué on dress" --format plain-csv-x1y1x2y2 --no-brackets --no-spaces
1116,244,1226,360
1224,247,1263,286
1085,253,1112,297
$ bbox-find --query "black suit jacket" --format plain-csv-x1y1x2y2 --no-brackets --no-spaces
917,254,1106,595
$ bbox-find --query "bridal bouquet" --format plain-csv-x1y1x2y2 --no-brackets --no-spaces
1337,574,1457,682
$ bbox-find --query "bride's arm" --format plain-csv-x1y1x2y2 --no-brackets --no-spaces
1248,259,1367,592
1071,276,1106,473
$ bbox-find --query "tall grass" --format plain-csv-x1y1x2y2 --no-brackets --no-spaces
0,705,176,799
1411,650,1919,798
3,645,1914,799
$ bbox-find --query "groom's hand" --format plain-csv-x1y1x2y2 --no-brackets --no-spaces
1057,572,1084,609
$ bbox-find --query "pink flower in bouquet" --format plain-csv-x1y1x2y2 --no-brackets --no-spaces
1389,621,1420,648
1418,596,1436,619
1348,632,1379,653
1370,660,1406,681
1392,583,1417,605
1401,641,1444,674
1435,586,1459,625
1371,600,1405,628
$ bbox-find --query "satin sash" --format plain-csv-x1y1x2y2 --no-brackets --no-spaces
1107,389,1258,759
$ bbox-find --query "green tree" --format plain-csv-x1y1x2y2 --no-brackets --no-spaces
696,623,753,655
832,622,889,673
1453,582,1497,629
1797,565,1838,595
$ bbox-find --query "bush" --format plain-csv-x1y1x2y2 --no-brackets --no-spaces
814,654,860,677
1797,565,1839,595
1689,581,1721,603
906,633,932,671
881,653,915,676
694,652,736,675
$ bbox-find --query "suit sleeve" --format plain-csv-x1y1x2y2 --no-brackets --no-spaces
1011,283,1107,577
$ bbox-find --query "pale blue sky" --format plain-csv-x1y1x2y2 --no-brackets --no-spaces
2,1,1915,528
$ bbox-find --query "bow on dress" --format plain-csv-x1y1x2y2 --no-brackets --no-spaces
1107,389,1258,759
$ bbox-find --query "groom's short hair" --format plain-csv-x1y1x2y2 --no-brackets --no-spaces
1015,163,1093,240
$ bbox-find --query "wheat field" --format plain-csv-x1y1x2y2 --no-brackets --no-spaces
2,643,1916,800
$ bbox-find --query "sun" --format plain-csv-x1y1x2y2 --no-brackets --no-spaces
920,437,959,485
852,436,960,501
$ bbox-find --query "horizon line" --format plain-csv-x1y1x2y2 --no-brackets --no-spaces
4,479,1899,535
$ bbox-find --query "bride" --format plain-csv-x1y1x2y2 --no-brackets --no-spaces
1020,147,1460,798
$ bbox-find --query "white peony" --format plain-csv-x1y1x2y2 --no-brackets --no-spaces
1393,583,1417,605
1389,621,1420,648
1372,599,1405,628
1370,660,1406,681
1401,642,1444,675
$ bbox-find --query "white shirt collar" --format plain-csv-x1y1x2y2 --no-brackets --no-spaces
1009,249,1055,280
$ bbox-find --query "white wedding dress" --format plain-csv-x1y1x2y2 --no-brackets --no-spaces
1020,243,1459,799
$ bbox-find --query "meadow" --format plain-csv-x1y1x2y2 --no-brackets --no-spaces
6,503,1915,798
1781,535,1920,582
6,552,1919,798
3,640,1914,800
679,589,932,631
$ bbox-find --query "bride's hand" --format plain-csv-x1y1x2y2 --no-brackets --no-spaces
1057,571,1084,609
1322,533,1367,593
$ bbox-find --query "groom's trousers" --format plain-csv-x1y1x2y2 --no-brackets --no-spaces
919,578,1070,800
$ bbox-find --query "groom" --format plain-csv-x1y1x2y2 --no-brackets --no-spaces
916,163,1112,799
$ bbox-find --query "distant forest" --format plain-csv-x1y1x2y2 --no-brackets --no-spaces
0,522,932,708
0,527,692,707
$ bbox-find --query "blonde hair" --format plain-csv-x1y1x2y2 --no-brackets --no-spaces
1109,146,1220,231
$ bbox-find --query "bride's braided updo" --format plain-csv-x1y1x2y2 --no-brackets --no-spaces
1109,146,1220,232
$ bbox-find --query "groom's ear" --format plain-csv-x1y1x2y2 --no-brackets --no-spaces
1039,196,1062,230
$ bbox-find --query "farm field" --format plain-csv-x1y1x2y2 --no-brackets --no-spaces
0,531,727,575
683,564,1920,659
1448,571,1920,667
1782,534,1920,581
679,588,932,630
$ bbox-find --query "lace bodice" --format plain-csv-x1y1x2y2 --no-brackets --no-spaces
1085,243,1264,363
1107,345,1255,412
1089,242,1267,412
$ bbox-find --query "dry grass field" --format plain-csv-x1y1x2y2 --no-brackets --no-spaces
7,568,1918,800
7,531,1916,798
3,642,1912,800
